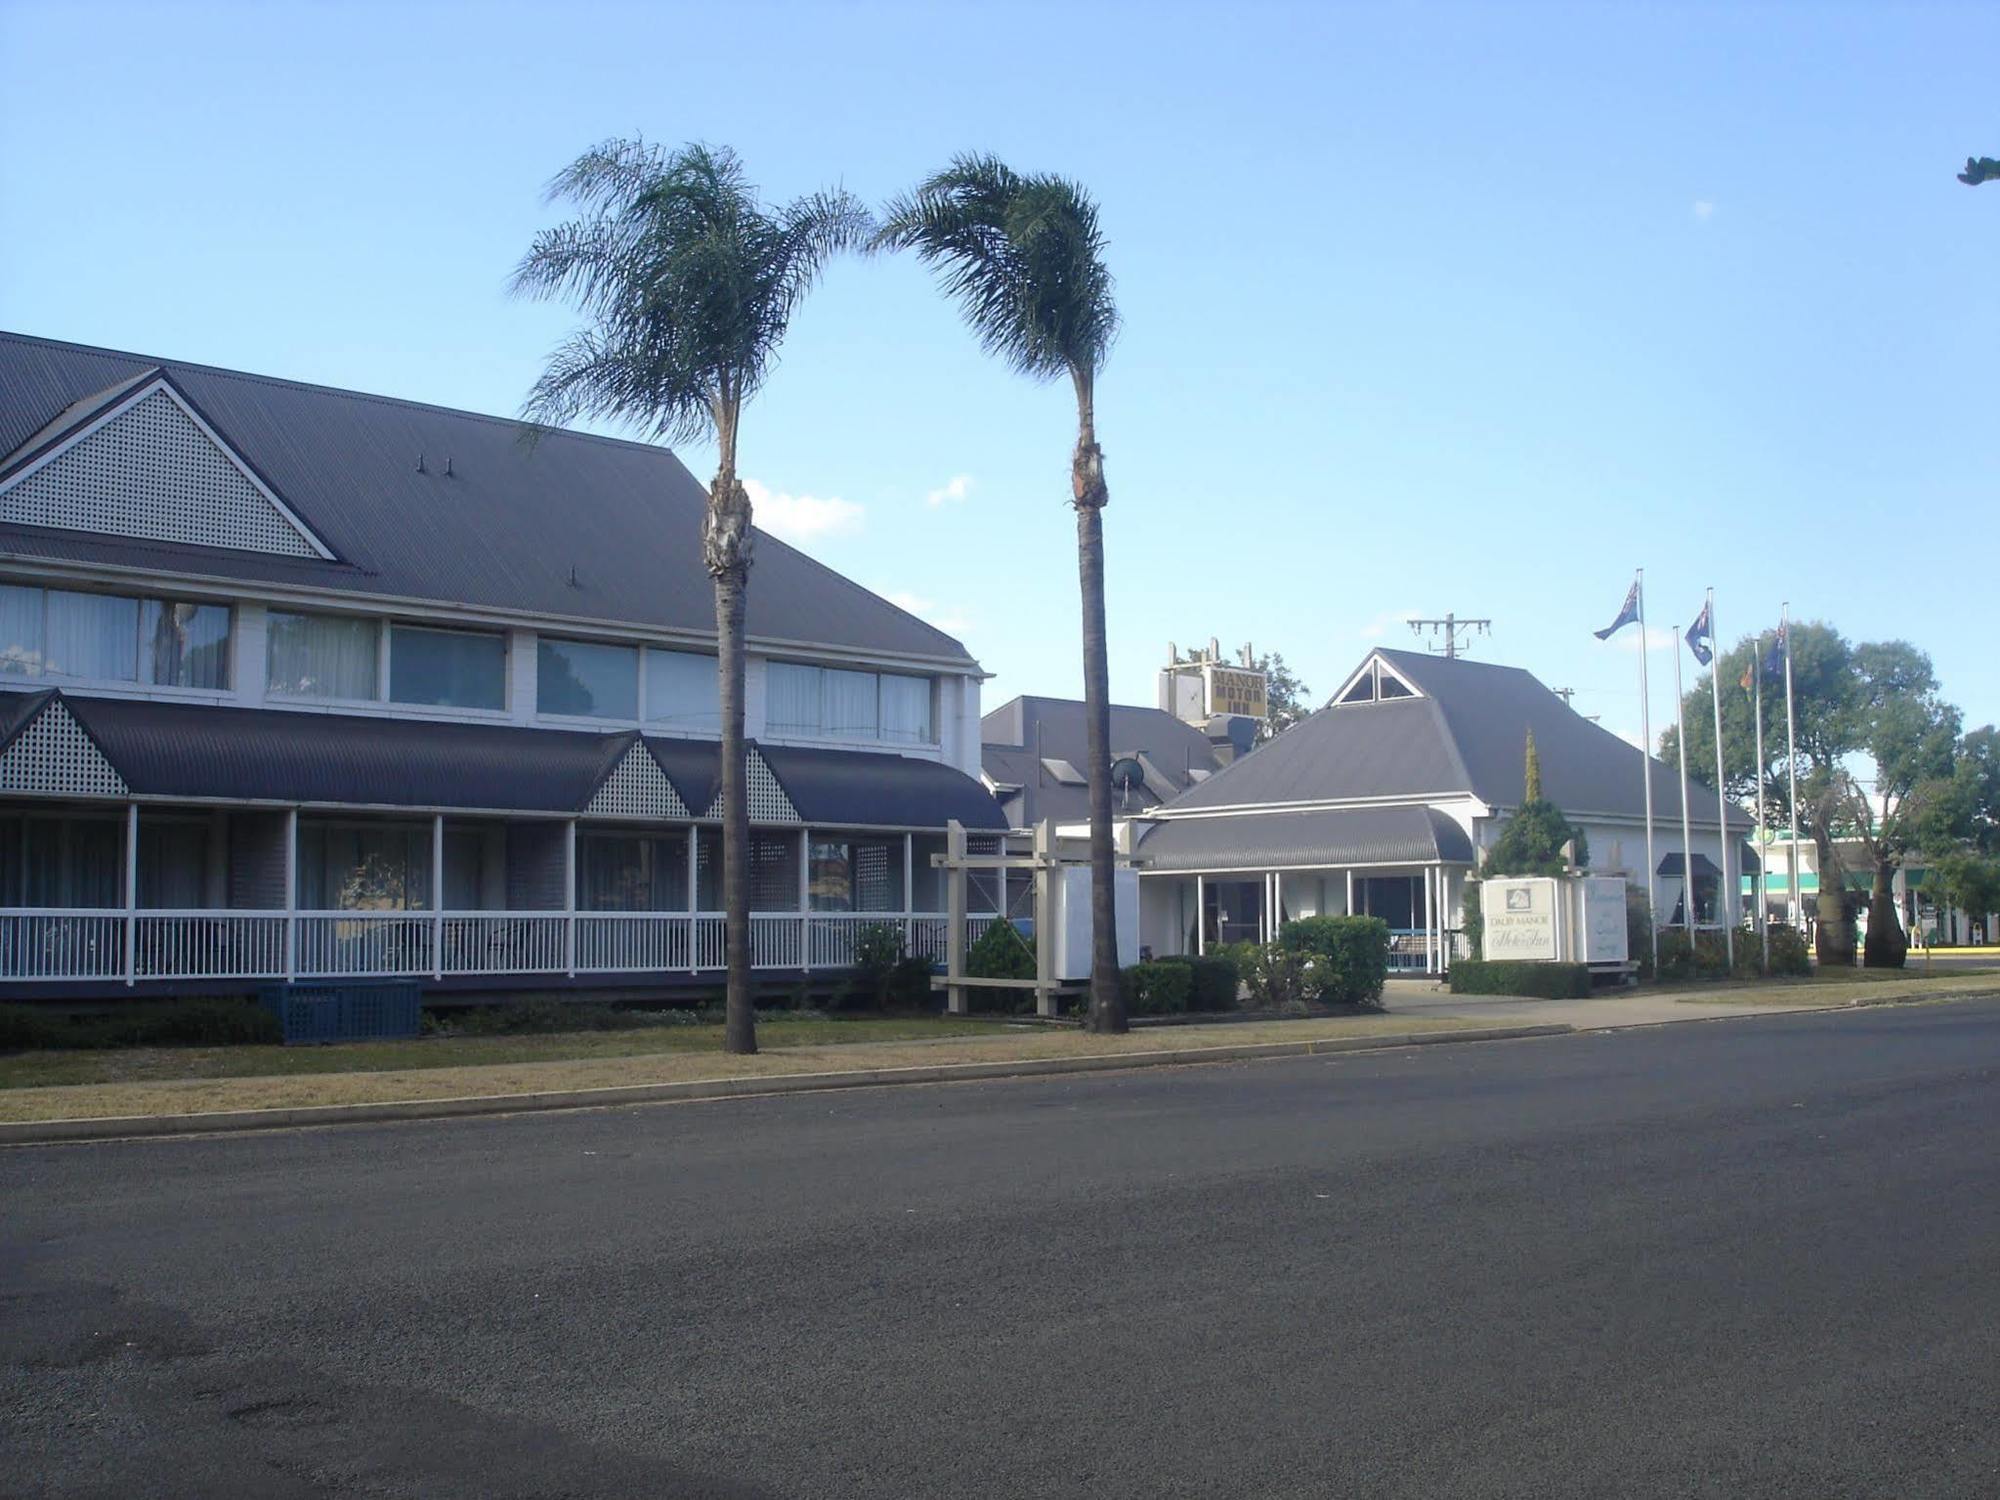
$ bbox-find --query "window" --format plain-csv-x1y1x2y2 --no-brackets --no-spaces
764,662,935,743
138,819,211,909
646,648,720,733
0,584,229,687
0,813,124,907
691,828,799,909
809,837,905,912
538,638,637,719
390,625,505,710
578,830,690,912
297,820,433,910
268,611,379,700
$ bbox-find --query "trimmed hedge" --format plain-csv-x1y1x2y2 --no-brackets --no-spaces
0,998,280,1051
1121,960,1194,1016
1448,960,1592,998
1186,954,1241,1011
1275,916,1392,1008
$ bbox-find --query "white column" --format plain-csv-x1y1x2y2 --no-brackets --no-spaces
1346,868,1356,918
431,813,445,979
122,801,138,987
283,807,298,982
800,829,813,971
687,825,699,973
945,819,968,1015
1195,873,1206,956
902,832,915,951
563,818,577,977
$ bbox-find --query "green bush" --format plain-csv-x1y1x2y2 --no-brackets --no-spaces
1656,929,1733,982
886,954,938,1009
1233,943,1312,1010
1626,889,1655,980
0,997,281,1051
1276,915,1392,1008
1462,880,1484,959
1448,960,1592,998
1186,954,1241,1011
1121,960,1193,1016
1764,923,1811,976
965,920,1036,1014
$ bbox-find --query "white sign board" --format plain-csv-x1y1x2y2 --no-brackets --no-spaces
1483,877,1560,961
1580,877,1629,964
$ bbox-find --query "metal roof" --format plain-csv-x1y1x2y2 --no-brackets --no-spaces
0,332,976,668
0,690,1003,827
1134,806,1476,872
980,696,1224,827
1162,648,1749,831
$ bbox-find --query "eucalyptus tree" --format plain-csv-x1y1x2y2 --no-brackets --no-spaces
877,156,1127,1033
513,139,869,1054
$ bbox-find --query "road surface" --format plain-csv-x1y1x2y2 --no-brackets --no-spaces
4,999,1997,1498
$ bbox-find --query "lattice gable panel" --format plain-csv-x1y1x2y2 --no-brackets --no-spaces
0,702,128,797
585,743,691,819
704,748,800,824
0,384,327,558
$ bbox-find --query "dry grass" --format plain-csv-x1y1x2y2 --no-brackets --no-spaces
1661,969,2000,1007
0,1013,1480,1123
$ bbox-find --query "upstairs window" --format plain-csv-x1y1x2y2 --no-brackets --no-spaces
0,583,230,689
538,638,638,720
268,613,506,710
644,649,721,733
389,625,505,710
267,611,378,700
766,662,934,744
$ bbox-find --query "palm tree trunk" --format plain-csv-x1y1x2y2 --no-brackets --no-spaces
705,410,757,1055
1072,379,1125,1035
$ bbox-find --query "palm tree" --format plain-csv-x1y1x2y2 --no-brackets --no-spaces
876,156,1127,1034
513,139,869,1055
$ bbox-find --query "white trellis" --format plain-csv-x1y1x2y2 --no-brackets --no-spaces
931,818,1087,1019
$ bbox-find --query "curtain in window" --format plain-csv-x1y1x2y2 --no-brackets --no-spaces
44,590,137,681
764,662,821,736
909,834,946,911
390,626,505,710
824,669,877,739
142,601,230,689
268,612,378,699
0,585,43,677
644,649,720,733
22,817,122,908
138,821,210,908
577,832,690,912
442,830,488,910
298,822,431,910
808,840,852,911
879,675,933,744
695,828,722,910
539,639,637,719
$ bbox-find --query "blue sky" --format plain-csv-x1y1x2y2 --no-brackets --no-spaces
3,0,1995,747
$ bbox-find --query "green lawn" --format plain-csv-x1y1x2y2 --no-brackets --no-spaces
0,1014,1013,1092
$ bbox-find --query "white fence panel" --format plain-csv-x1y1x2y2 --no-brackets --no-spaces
296,913,434,978
133,912,287,979
0,910,125,980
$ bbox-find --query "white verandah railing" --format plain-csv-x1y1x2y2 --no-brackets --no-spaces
0,909,1006,983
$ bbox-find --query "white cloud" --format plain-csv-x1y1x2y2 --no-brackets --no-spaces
1692,199,1716,222
925,474,974,508
1360,608,1422,640
882,589,971,637
745,478,864,544
1605,624,1679,654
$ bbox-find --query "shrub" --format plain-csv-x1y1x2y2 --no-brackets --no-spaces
1625,889,1655,980
0,997,281,1051
886,954,938,1009
1234,943,1312,1010
1462,880,1484,959
1276,915,1392,1008
1449,960,1592,998
1121,960,1193,1016
830,921,909,1011
1764,923,1811,976
1186,954,1241,1011
965,919,1036,1014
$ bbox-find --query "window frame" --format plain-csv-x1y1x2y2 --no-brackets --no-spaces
0,581,233,694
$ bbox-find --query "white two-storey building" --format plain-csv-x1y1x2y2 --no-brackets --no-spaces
0,331,1005,998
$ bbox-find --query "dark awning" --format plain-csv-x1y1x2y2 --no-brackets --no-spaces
1656,852,1722,879
2,689,1006,829
1135,805,1474,873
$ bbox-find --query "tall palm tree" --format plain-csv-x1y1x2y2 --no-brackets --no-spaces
876,156,1127,1034
513,139,869,1055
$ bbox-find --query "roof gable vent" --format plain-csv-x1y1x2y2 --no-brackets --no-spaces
0,697,127,798
705,747,799,823
0,380,331,559
1331,654,1424,708
585,741,690,819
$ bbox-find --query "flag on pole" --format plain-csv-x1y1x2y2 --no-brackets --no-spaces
1595,582,1641,640
1685,600,1715,667
1764,621,1787,678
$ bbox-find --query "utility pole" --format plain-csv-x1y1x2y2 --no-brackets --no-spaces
1553,687,1576,707
1409,612,1492,660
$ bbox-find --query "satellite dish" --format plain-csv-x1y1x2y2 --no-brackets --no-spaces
1110,757,1145,811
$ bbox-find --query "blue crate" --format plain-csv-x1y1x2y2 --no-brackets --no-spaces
260,982,423,1045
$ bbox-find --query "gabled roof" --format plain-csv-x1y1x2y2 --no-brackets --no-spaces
0,689,1004,828
980,695,1224,828
0,332,977,668
1160,647,1748,830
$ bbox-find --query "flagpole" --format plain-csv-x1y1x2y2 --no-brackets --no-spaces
1783,602,1801,937
1673,628,1695,933
1706,588,1734,970
1637,570,1658,973
1753,632,1770,970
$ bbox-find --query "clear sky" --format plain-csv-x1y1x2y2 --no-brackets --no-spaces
2,0,1994,748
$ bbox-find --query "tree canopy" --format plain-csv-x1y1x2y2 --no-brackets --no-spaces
1959,156,2000,186
1254,651,1312,742
1485,731,1589,877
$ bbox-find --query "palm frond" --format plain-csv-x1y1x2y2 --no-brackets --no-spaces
876,154,1117,383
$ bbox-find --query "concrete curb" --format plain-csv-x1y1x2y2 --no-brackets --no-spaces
0,1023,1573,1146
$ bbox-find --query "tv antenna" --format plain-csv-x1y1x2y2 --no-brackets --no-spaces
1409,612,1491,660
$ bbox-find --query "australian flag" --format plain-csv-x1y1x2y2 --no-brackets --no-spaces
1688,604,1720,668
1594,581,1641,640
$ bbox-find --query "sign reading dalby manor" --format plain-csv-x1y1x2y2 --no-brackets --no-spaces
1483,877,1560,961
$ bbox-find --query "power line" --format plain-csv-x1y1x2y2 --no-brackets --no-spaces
1408,612,1491,660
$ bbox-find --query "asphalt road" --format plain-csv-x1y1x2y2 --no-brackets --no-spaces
5,1001,1998,1499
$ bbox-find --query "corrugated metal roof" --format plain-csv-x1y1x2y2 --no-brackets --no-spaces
1163,648,1748,831
0,689,1003,828
979,696,1223,827
1135,806,1474,872
0,332,976,667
